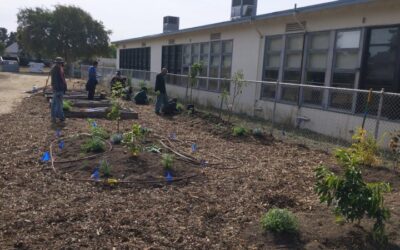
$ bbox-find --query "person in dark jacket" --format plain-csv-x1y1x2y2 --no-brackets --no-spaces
134,87,149,105
162,98,178,115
110,70,127,90
86,61,98,100
50,57,67,123
154,68,168,114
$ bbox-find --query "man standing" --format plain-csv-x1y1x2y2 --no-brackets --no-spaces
86,61,98,100
154,68,168,114
50,57,67,123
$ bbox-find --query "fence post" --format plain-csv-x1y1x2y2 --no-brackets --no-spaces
374,88,385,139
271,81,280,134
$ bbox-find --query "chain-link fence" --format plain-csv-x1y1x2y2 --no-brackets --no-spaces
81,65,400,149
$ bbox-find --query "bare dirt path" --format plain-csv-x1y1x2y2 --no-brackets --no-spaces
0,72,48,114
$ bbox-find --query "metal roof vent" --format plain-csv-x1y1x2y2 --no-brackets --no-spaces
286,22,306,32
163,16,180,33
231,0,258,20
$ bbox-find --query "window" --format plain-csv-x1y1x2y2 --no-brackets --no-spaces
261,36,282,99
162,45,183,85
220,40,233,92
282,34,304,102
304,32,330,106
119,47,150,71
198,42,209,89
329,30,361,110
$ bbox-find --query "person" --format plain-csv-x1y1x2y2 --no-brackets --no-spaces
110,70,127,90
86,61,98,100
154,68,168,114
123,85,133,101
162,98,178,115
134,87,149,105
50,57,67,123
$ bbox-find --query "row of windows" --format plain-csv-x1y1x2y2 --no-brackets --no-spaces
119,47,151,71
162,40,233,92
261,25,400,114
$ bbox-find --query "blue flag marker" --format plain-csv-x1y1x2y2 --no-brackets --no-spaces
169,132,176,140
91,167,100,181
55,129,61,138
191,143,197,153
41,151,50,162
166,171,173,183
58,140,65,150
92,121,97,127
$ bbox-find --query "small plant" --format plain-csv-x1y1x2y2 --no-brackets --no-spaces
81,136,106,153
99,159,112,177
162,154,174,171
315,149,391,245
219,89,229,118
389,131,400,168
260,209,299,234
176,102,184,112
336,128,379,166
225,70,246,123
63,100,73,111
186,62,203,103
111,81,124,98
107,100,122,133
87,119,109,139
110,133,123,145
122,124,146,157
232,125,248,137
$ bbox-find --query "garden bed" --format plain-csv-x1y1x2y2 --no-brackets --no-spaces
64,107,138,119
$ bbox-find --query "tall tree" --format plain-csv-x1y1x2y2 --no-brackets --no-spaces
16,5,110,63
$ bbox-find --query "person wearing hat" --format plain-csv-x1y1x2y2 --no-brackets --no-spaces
86,61,99,100
50,57,67,123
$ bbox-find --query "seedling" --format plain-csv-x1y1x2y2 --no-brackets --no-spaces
122,123,146,157
107,100,122,133
81,136,106,153
232,125,248,137
162,154,174,171
87,119,109,139
224,70,247,123
99,159,112,178
111,81,124,98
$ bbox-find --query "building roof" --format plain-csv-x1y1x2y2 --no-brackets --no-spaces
112,0,372,45
5,42,19,54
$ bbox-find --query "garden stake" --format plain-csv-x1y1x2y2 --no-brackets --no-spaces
56,129,61,138
91,167,100,181
361,88,373,130
191,143,197,153
166,171,173,183
41,151,51,162
58,140,64,150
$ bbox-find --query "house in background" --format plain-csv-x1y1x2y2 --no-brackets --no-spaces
112,0,400,142
4,42,19,58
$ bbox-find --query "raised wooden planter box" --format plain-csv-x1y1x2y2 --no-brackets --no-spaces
69,99,111,108
65,107,138,119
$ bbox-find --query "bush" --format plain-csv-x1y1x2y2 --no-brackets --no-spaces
81,136,106,153
162,154,174,171
337,128,379,166
232,125,248,137
63,100,73,111
315,149,391,245
110,133,123,145
260,209,299,234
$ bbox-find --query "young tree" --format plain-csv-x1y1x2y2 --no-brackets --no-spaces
224,70,246,122
16,5,110,65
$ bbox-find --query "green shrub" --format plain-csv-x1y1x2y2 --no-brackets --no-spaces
111,81,124,98
260,209,299,234
81,136,106,153
315,149,391,245
162,154,174,171
100,159,111,177
122,124,146,157
336,128,379,166
87,119,109,139
232,125,248,137
63,100,73,111
110,133,123,144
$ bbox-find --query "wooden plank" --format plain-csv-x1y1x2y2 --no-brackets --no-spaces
69,99,111,108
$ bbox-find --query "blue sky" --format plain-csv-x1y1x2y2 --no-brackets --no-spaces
0,0,331,41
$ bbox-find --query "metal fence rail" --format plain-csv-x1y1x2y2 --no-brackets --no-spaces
80,65,400,147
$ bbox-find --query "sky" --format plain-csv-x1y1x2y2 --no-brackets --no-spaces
0,0,331,42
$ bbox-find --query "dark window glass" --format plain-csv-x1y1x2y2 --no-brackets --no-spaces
261,84,276,99
332,73,356,87
283,70,301,83
281,86,299,102
329,91,353,110
306,72,325,84
264,70,279,81
303,88,323,105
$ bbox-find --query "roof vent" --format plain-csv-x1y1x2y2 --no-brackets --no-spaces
231,0,258,20
163,16,180,33
286,22,306,32
210,33,221,40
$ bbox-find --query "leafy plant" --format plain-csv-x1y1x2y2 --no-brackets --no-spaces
110,133,123,145
122,124,146,157
111,81,124,98
260,209,299,234
389,131,400,168
336,128,379,166
63,100,73,111
176,102,184,112
315,149,391,245
81,136,106,153
87,119,109,139
161,154,174,171
219,89,229,119
107,100,122,133
99,159,111,177
232,125,248,137
186,62,203,104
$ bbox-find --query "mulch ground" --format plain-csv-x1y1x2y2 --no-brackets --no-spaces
0,93,399,249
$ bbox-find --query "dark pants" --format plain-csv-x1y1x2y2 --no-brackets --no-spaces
88,87,95,100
